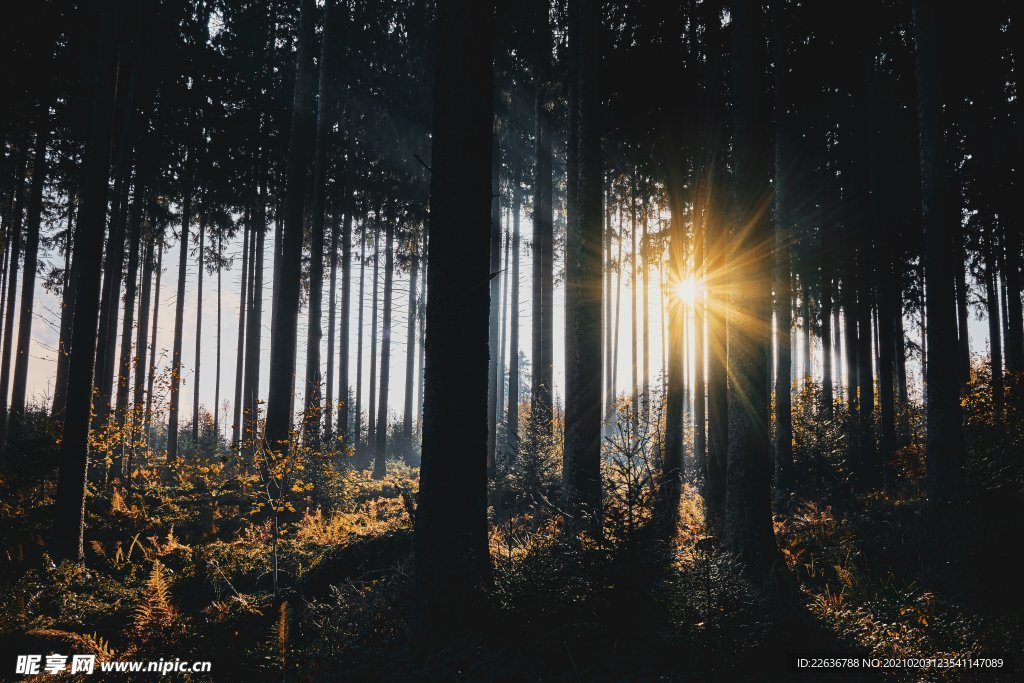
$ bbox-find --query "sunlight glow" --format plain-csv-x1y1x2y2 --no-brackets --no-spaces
673,277,704,305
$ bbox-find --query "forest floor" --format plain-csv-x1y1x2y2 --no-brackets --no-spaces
1,386,1023,681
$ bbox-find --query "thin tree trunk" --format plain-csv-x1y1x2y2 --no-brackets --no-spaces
373,221,394,479
8,104,50,442
530,0,554,437
166,169,192,462
984,228,1003,415
338,202,353,444
367,226,380,464
232,218,249,449
191,215,205,451
402,244,419,464
487,138,501,476
326,212,338,444
0,160,24,451
507,175,521,452
214,228,222,440
304,0,334,443
243,186,266,453
354,226,366,456
145,241,163,429
113,181,144,433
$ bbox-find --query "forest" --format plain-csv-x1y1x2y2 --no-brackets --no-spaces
1,0,1022,680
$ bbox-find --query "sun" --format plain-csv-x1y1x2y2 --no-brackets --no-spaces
673,276,704,305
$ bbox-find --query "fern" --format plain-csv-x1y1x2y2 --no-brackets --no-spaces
133,560,178,641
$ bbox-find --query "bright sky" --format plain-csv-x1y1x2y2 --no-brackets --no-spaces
18,203,992,437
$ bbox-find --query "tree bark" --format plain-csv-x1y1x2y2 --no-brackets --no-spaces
8,103,50,443
912,0,966,509
166,168,192,462
530,0,554,437
410,0,494,644
52,0,119,560
265,0,316,459
724,0,779,579
563,0,603,529
372,221,394,479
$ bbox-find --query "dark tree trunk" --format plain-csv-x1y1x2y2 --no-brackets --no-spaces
338,200,353,444
661,197,686,526
191,215,205,451
232,219,249,448
265,0,316,458
326,213,338,443
166,172,191,462
0,150,24,452
354,227,366,455
912,0,966,508
113,181,145,435
507,174,521,452
724,0,779,579
984,228,1003,415
564,0,603,529
372,221,394,479
304,0,334,444
133,235,154,422
402,245,419,464
530,0,554,437
243,189,266,452
51,0,119,561
410,0,494,644
8,104,50,442
487,138,501,476
772,4,794,494
94,64,139,430
366,227,380,465
145,242,163,428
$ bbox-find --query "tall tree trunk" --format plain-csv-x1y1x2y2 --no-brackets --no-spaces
984,228,1003,415
52,0,119,560
0,153,24,452
265,0,316,459
912,0,966,509
94,64,139,429
661,194,686,525
629,187,638,427
354,227,366,456
113,181,145,433
8,104,50,443
372,221,394,480
410,0,494,643
402,244,419,464
326,213,338,444
231,219,249,448
507,175,521,452
243,188,266,453
954,230,970,385
191,215,205,451
304,0,334,444
338,201,353,444
166,170,192,462
564,0,603,529
724,0,779,579
772,4,794,494
530,0,554,437
366,226,380,465
214,230,222,439
487,138,501,476
133,236,154,418
145,242,163,428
